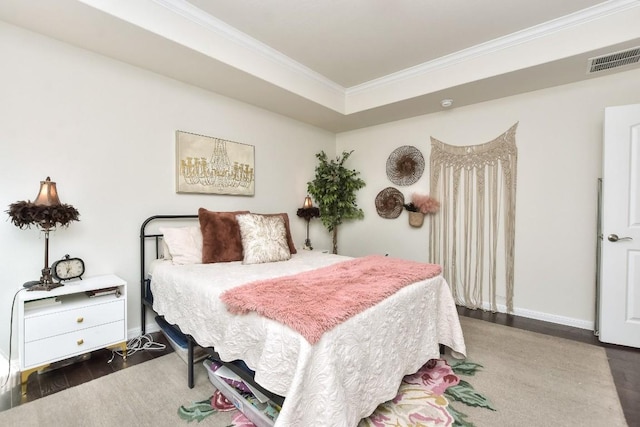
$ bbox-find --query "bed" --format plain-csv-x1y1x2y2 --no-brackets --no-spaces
140,212,466,427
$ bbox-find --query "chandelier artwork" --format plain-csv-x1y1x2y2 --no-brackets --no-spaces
176,131,255,196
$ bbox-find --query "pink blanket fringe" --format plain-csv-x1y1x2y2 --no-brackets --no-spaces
220,255,442,344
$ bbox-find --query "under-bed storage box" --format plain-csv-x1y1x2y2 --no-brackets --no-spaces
155,316,206,364
203,358,279,427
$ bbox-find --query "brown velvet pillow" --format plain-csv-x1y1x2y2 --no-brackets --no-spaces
255,213,297,255
198,208,250,263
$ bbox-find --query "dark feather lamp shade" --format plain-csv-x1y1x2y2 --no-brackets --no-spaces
7,177,80,291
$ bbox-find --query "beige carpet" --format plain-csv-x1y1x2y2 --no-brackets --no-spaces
454,316,626,426
0,316,627,426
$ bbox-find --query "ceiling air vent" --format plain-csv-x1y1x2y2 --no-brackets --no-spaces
587,47,640,74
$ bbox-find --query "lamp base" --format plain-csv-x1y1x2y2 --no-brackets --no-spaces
25,280,63,292
25,267,62,291
303,238,314,251
23,280,41,288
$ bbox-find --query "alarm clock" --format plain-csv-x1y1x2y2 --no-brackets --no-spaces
52,254,85,281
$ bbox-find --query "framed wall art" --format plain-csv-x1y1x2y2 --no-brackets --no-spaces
176,131,255,196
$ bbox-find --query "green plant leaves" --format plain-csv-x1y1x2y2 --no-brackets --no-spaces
450,361,484,376
177,397,218,423
447,404,475,427
445,380,496,411
307,150,366,252
443,359,495,425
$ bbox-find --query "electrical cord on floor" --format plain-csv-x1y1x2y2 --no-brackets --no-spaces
108,333,166,363
1,287,26,390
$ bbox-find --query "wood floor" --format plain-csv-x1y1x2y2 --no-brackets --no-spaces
14,310,640,426
20,332,175,404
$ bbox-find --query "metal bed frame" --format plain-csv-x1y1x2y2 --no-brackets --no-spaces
139,214,285,406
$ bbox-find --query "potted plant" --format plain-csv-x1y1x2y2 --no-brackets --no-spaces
403,193,440,227
307,150,366,254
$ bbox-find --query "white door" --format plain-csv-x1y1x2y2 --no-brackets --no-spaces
599,103,640,347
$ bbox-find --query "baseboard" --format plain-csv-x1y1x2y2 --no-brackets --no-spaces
480,302,595,331
127,318,160,340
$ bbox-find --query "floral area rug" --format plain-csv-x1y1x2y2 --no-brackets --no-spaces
178,359,494,426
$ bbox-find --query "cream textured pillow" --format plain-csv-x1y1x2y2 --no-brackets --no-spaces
237,213,291,265
159,226,203,265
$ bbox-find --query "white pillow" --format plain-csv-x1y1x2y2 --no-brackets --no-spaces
159,226,203,265
237,213,291,265
160,239,172,260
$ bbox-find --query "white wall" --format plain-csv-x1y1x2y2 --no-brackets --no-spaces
0,22,335,359
336,67,640,328
3,19,640,366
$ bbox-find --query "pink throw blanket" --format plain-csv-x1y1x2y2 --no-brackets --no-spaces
220,255,442,344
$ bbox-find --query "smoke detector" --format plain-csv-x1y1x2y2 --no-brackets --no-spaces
587,47,640,74
440,99,453,108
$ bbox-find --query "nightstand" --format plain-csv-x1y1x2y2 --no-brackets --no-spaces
16,274,127,395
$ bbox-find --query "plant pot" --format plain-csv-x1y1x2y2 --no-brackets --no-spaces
408,211,424,228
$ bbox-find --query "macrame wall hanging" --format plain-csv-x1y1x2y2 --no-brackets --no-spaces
429,123,518,312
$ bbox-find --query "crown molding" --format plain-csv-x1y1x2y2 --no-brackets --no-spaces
347,0,640,95
116,0,640,115
152,0,346,96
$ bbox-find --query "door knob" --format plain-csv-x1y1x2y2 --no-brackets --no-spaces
608,234,633,242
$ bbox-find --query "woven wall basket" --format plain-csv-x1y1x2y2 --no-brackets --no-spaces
386,145,425,186
408,211,425,228
375,187,404,219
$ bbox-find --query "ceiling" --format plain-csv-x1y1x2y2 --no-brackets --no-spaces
1,0,639,132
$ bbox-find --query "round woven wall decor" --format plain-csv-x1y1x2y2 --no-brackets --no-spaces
375,187,404,219
386,145,425,186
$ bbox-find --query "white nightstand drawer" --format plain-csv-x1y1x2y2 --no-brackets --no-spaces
24,320,125,368
24,299,125,343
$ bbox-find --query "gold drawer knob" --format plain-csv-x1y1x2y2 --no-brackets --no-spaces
77,339,84,346
76,317,84,323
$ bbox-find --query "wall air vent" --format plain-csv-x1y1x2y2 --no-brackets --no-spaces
587,47,640,74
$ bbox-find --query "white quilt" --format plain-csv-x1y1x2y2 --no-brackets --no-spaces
151,251,466,427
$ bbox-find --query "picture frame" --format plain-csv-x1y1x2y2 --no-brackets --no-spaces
175,131,255,196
